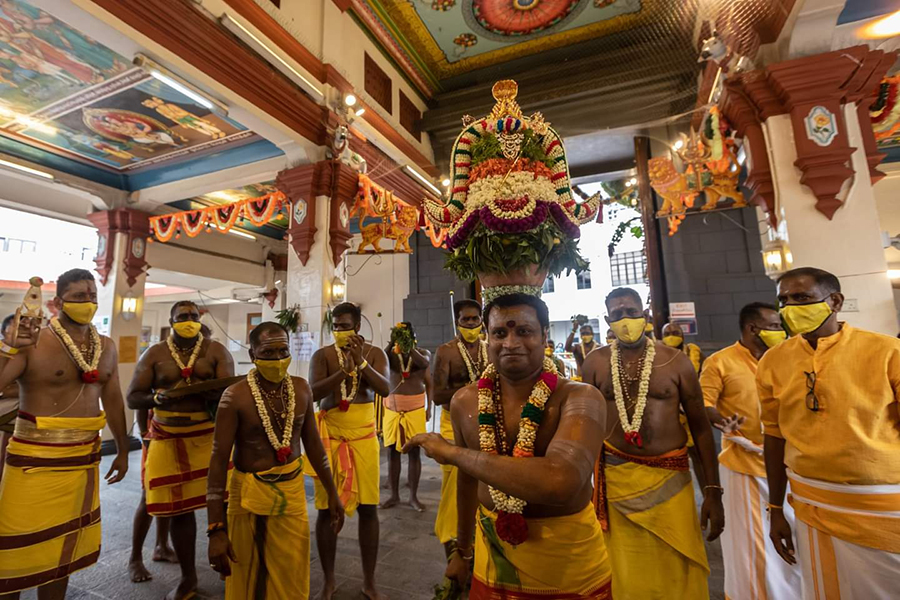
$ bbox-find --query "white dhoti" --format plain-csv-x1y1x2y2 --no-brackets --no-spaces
788,470,900,600
720,464,801,600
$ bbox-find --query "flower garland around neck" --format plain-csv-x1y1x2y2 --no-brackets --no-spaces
51,317,102,384
477,356,559,545
248,368,296,463
167,332,204,382
335,345,359,412
610,338,655,448
400,351,414,379
458,339,488,383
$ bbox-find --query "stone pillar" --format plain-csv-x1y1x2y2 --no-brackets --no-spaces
720,46,898,334
87,208,150,441
277,161,360,378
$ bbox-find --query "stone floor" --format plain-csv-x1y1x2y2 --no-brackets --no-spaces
22,446,725,599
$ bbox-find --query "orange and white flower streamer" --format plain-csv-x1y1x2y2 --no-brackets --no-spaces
148,191,287,242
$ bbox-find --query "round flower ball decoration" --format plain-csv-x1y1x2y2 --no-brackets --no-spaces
423,79,602,303
454,32,478,47
473,0,580,36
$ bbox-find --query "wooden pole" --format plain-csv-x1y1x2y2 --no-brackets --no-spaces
634,136,668,336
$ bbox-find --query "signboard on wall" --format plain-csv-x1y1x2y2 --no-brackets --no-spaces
669,302,698,336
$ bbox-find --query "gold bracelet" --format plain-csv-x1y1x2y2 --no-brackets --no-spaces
455,546,474,561
0,342,18,356
358,359,369,371
704,485,724,493
767,503,783,511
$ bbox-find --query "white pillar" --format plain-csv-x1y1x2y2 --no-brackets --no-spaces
95,233,146,440
763,105,897,334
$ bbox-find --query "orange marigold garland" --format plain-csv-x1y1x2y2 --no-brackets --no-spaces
181,209,207,237
477,356,558,545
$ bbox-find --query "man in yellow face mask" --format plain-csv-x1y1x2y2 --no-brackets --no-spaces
0,268,131,598
565,321,597,378
208,321,344,599
758,267,900,599
431,299,486,557
701,303,799,599
662,322,706,373
125,300,234,599
582,287,723,600
308,302,390,600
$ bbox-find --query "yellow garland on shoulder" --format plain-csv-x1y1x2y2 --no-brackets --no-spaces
247,368,295,454
50,317,101,374
458,339,488,383
166,333,204,383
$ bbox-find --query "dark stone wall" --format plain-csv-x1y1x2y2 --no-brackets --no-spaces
403,232,473,351
657,204,776,353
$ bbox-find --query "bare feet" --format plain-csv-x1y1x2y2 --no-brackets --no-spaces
128,559,152,583
408,498,426,513
380,496,400,509
152,544,177,563
320,580,336,600
164,575,197,600
361,587,386,599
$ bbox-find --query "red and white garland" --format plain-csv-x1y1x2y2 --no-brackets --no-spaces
248,368,296,463
610,339,655,448
477,357,558,545
167,333,204,382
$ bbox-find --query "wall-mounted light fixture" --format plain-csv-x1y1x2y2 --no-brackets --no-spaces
121,292,138,321
331,277,346,303
762,241,793,278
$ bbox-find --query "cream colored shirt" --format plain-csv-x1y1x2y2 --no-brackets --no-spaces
757,325,900,485
701,342,766,478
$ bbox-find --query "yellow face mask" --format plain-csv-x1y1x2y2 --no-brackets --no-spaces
662,335,683,348
459,325,482,343
333,329,355,349
758,329,788,348
544,347,553,356
172,321,202,339
62,301,97,325
254,357,292,383
609,317,646,344
581,335,594,346
780,302,832,336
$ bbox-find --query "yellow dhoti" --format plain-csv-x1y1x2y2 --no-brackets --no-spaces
309,403,379,518
788,470,900,599
596,443,709,600
0,411,106,594
471,503,612,599
145,410,215,517
434,408,458,544
381,393,426,448
226,457,309,600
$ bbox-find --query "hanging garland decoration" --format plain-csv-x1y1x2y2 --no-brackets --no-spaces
148,191,287,243
152,214,178,242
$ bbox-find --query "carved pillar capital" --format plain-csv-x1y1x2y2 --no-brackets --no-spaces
86,208,150,288
276,163,322,266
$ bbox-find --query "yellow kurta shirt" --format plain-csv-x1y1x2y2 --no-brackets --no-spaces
701,342,766,478
757,325,900,485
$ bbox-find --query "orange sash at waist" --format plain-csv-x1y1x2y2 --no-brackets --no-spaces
593,443,689,531
384,393,425,413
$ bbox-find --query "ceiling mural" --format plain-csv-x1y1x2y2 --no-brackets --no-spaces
0,0,271,184
356,0,651,84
